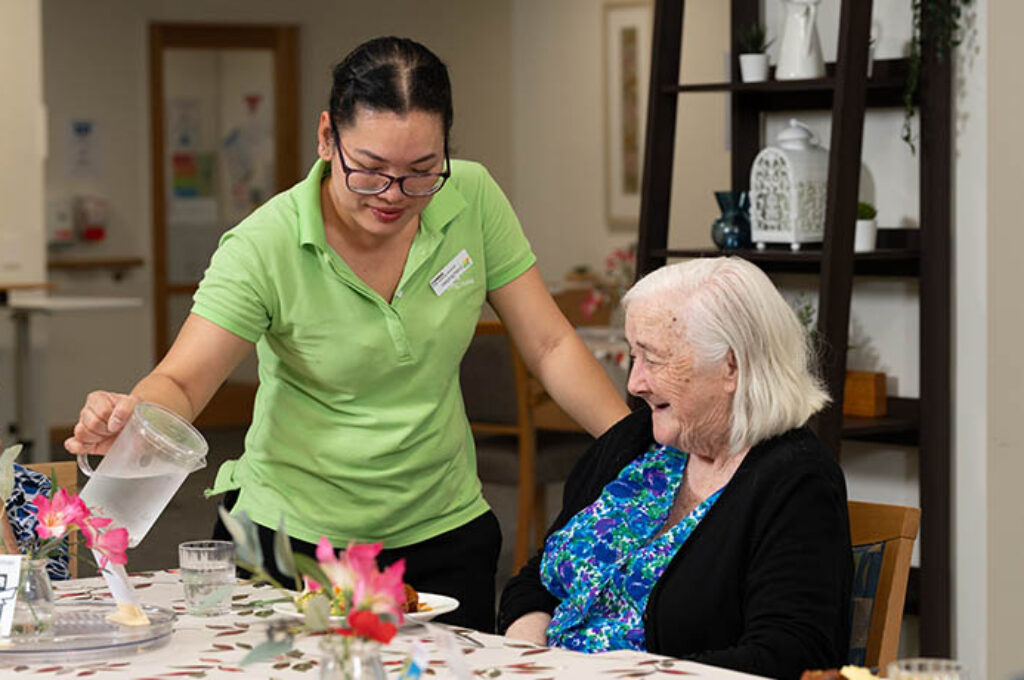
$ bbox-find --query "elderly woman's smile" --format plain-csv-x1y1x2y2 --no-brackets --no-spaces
625,300,737,459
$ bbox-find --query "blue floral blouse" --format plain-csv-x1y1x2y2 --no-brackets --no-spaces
541,444,722,652
3,463,71,580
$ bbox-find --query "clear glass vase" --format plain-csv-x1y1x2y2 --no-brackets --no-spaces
11,557,56,637
318,637,386,680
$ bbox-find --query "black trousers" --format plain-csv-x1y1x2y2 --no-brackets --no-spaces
213,491,502,632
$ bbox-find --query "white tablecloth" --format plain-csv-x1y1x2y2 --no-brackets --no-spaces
0,571,767,679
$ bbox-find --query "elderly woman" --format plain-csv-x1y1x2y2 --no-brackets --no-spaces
498,257,852,679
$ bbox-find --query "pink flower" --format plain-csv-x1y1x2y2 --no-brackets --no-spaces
316,536,357,597
312,539,406,628
33,489,89,540
80,514,112,548
353,559,406,619
93,526,129,567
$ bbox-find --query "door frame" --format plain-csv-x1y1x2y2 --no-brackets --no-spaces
148,23,299,426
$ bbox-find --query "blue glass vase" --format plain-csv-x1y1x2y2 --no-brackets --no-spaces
710,191,751,250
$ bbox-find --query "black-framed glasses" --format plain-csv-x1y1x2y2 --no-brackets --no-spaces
331,125,450,197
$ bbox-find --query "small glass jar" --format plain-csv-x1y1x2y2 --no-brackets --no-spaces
11,557,57,637
318,637,386,680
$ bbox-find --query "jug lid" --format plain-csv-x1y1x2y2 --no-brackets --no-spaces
134,402,208,470
776,118,819,150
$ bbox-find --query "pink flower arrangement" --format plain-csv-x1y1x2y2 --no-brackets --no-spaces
31,488,128,568
305,538,406,644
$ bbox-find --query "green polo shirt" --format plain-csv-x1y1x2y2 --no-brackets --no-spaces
195,158,535,547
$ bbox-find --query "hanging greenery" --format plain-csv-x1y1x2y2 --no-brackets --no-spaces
902,0,973,152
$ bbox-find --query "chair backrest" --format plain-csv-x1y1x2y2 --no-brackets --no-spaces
847,500,920,670
461,320,534,438
26,460,81,578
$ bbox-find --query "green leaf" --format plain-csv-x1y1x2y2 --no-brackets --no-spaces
291,553,331,596
273,515,298,589
239,638,293,666
0,444,24,501
217,507,263,569
302,593,332,632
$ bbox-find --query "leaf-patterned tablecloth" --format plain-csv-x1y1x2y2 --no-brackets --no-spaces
0,571,765,679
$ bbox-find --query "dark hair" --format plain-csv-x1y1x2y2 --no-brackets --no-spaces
329,37,453,136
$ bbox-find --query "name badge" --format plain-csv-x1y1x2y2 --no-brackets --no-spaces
430,249,474,296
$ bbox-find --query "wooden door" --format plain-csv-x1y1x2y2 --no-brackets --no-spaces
149,24,299,427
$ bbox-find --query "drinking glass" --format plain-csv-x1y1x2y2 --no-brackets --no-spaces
179,540,235,616
888,658,966,680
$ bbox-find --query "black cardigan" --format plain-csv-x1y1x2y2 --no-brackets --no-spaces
498,408,852,680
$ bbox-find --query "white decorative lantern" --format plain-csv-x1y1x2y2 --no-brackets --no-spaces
749,119,829,251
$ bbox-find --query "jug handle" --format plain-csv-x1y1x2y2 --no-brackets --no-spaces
77,453,96,477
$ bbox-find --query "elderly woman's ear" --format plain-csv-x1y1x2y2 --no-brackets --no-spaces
723,349,739,393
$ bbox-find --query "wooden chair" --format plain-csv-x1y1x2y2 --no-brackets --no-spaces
463,321,591,569
847,500,920,671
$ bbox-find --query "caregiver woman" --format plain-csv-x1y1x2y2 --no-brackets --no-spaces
64,36,629,631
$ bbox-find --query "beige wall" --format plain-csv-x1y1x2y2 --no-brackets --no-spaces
987,0,1024,677
0,0,45,286
510,0,729,284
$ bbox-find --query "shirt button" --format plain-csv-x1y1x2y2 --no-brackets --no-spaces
396,290,403,298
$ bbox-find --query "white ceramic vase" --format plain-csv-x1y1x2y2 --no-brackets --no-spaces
776,0,825,80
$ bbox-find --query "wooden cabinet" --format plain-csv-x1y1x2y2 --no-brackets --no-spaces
634,0,951,656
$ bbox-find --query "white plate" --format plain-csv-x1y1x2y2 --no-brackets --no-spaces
272,592,459,625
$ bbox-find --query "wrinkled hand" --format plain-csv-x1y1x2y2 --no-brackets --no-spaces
64,391,138,456
504,612,551,647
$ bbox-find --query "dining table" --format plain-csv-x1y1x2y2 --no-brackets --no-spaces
0,570,768,680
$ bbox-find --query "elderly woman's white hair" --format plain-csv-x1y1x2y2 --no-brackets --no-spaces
621,257,829,453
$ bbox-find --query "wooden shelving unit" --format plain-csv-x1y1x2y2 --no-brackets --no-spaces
635,0,951,656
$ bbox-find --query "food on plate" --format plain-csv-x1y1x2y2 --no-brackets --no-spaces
403,583,419,613
293,582,432,616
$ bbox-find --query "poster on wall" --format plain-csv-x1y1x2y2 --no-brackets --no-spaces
603,1,652,231
66,119,101,179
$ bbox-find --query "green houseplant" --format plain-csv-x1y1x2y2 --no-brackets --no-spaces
903,0,974,151
737,22,772,83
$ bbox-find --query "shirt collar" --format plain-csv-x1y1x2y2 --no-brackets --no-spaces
297,159,467,250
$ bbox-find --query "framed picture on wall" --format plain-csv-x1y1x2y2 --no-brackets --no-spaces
603,0,652,231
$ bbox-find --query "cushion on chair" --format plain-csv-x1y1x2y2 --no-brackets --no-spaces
460,333,519,425
848,540,885,666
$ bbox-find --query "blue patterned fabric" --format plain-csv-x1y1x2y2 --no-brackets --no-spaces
3,463,71,580
540,444,722,652
848,540,885,665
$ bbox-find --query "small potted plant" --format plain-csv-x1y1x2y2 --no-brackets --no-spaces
737,22,772,83
855,201,878,252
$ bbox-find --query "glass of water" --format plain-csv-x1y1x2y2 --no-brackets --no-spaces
888,658,966,680
179,540,235,616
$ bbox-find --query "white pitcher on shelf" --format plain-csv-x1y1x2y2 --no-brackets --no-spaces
776,0,825,80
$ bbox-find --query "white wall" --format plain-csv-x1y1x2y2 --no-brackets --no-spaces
0,0,47,455
20,0,514,431
0,0,46,289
